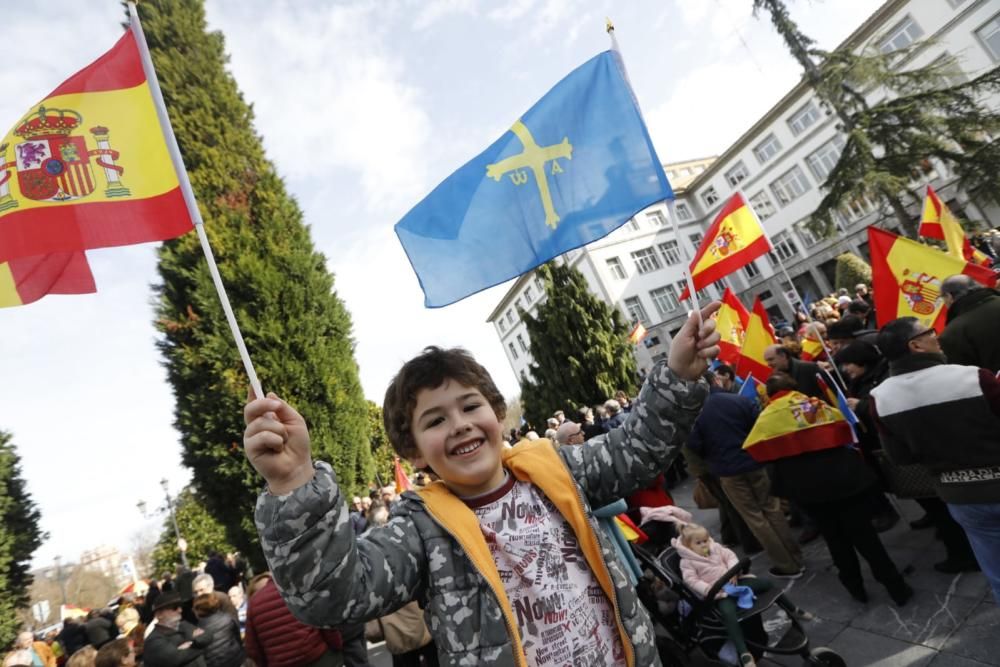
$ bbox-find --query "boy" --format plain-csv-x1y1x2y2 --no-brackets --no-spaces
244,303,720,666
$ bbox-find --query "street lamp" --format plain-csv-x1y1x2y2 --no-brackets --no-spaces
137,480,189,570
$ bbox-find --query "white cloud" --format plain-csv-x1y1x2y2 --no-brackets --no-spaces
412,0,477,31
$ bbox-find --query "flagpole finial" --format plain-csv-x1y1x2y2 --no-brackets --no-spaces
606,17,615,33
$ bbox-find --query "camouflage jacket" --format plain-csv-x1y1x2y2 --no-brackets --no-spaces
255,362,708,667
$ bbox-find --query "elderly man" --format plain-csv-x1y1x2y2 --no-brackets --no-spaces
144,592,212,667
192,573,239,621
871,317,1000,603
10,632,55,667
554,420,586,446
940,274,1000,372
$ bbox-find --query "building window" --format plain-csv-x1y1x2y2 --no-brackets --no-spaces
676,280,710,302
787,101,821,136
701,186,720,208
767,230,800,266
624,296,650,325
753,134,782,164
879,15,924,55
743,261,761,280
534,276,544,293
749,190,776,220
689,232,704,251
725,162,750,187
805,135,846,182
646,211,666,227
606,257,627,280
498,319,506,333
514,297,523,313
524,285,534,304
631,247,662,274
508,342,519,360
770,165,811,206
506,309,514,325
517,334,528,353
629,219,641,231
650,285,680,318
794,219,824,248
839,194,878,221
658,240,682,266
976,13,1000,61
675,203,693,221
929,53,967,86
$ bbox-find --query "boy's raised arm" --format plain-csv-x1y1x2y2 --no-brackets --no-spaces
244,395,426,627
562,303,721,508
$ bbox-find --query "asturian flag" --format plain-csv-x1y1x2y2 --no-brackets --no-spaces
395,51,673,307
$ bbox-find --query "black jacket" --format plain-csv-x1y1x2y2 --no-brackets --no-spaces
768,447,876,504
786,358,836,401
941,288,1000,373
85,614,115,649
144,621,212,667
58,621,89,656
197,611,245,667
687,387,761,477
848,358,889,454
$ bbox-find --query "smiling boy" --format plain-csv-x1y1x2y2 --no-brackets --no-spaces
245,303,720,667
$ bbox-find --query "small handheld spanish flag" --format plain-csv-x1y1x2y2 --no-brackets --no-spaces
628,322,647,344
394,457,413,493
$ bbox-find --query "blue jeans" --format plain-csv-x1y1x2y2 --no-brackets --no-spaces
947,502,1000,604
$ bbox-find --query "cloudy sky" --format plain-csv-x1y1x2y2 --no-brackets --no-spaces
1,0,878,569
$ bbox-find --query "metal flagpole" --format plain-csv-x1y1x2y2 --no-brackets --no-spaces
128,2,263,400
608,19,702,326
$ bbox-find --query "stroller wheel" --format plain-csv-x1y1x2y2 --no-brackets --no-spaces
805,647,846,667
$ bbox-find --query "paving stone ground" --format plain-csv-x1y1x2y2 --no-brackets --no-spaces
666,476,996,667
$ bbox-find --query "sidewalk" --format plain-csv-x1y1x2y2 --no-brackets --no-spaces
670,477,997,666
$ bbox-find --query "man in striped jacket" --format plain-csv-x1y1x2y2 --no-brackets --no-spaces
870,316,1000,604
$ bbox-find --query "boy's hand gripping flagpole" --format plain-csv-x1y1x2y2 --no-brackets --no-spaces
128,2,263,400
607,19,702,327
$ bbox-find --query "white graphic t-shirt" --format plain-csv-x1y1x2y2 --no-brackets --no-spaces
464,474,626,667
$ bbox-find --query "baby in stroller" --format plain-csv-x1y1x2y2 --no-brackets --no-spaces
673,523,774,667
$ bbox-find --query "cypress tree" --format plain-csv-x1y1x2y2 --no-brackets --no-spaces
754,0,1000,238
520,263,638,426
0,431,45,648
140,0,371,567
833,252,872,292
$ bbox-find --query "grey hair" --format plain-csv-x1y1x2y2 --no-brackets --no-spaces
941,274,977,302
193,573,214,589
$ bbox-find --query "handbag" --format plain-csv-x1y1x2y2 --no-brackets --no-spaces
692,478,719,509
873,450,937,499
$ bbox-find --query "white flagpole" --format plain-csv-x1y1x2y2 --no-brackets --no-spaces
128,2,263,400
608,19,703,327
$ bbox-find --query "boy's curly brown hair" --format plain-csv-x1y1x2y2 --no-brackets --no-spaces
383,346,506,460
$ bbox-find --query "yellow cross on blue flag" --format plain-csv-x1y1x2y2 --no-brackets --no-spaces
395,51,673,307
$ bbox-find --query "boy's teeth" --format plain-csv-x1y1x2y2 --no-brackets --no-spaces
454,440,482,455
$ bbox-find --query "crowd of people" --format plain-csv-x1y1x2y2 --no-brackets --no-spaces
9,272,998,667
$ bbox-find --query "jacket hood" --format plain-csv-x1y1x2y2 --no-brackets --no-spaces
670,536,718,564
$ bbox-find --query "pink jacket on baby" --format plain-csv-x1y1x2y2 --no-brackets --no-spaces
672,536,740,599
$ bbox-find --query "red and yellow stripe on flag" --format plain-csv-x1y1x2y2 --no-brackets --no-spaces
736,296,775,382
680,193,770,300
800,334,825,362
742,389,854,463
919,186,992,267
0,29,192,262
0,252,95,308
868,227,996,332
715,287,749,366
394,458,413,493
628,322,648,344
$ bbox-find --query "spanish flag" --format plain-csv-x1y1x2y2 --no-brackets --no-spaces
0,252,95,308
919,186,992,267
679,193,770,300
799,333,825,362
394,458,413,493
742,389,854,463
715,287,749,366
868,227,996,332
736,297,776,382
0,28,192,262
628,321,648,344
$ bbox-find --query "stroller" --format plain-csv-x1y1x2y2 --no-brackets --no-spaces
631,542,845,666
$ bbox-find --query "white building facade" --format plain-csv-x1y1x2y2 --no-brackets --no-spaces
489,0,1000,380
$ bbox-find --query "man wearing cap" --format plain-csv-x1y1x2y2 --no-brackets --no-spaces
871,317,1000,603
143,592,212,667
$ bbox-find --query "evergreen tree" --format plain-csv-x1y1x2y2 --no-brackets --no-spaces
754,0,1000,238
151,488,234,574
0,431,45,648
520,263,638,427
367,401,395,490
139,0,371,568
833,252,872,292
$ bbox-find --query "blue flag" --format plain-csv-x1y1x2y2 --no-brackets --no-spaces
738,373,760,404
395,50,673,307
